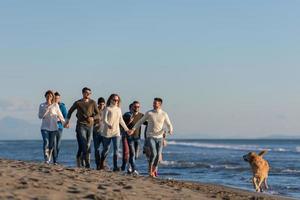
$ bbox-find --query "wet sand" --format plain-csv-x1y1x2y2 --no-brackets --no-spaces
0,159,293,200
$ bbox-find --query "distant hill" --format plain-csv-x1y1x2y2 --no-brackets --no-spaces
0,116,75,140
0,116,40,140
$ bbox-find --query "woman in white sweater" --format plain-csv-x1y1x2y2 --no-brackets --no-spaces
100,94,129,171
38,90,65,164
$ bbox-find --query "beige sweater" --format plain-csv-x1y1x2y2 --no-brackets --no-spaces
133,109,173,139
102,105,129,138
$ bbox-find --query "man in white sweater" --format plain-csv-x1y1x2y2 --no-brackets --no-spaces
130,97,173,177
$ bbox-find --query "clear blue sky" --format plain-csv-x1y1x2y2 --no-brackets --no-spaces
0,1,300,138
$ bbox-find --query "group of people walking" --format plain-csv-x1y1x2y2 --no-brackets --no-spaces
38,87,173,177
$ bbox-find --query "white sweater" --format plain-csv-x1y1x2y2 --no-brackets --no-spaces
133,109,173,139
102,105,129,138
38,102,65,131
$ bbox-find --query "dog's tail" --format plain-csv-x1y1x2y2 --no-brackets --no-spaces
258,150,268,157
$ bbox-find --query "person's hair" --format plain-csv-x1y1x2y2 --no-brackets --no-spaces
154,97,163,104
82,87,91,94
44,90,55,103
54,92,60,96
98,97,105,105
129,103,134,110
107,94,121,107
132,101,140,105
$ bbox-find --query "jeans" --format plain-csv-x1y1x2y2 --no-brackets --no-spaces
76,124,93,168
134,139,140,159
55,129,63,162
121,134,129,170
48,131,59,163
41,130,50,161
127,136,140,171
93,129,103,168
101,136,121,169
148,137,164,167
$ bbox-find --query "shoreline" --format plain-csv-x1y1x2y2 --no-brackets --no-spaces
0,158,294,200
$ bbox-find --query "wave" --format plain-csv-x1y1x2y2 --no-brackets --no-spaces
168,141,299,153
168,141,267,151
281,169,300,174
160,160,248,171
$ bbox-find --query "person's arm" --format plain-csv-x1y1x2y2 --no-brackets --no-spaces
92,101,99,118
164,113,173,134
119,109,129,131
66,101,77,121
38,104,49,119
103,108,112,129
56,104,65,123
132,112,148,131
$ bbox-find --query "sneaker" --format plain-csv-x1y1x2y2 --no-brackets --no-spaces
127,166,132,174
53,162,58,165
132,170,139,176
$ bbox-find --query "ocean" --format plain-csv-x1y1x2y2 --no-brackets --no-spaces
0,139,299,199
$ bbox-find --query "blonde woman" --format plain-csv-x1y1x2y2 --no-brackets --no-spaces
100,94,130,171
38,90,65,164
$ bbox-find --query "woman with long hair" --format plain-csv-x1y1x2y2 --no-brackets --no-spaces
100,94,129,171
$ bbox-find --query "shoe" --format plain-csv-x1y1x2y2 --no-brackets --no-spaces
132,170,139,176
127,166,132,174
113,167,121,172
54,162,58,165
76,156,81,167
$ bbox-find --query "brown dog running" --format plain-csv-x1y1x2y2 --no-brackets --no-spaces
243,150,270,192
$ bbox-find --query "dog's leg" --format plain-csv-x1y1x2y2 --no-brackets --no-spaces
263,178,269,190
257,178,264,192
252,177,259,192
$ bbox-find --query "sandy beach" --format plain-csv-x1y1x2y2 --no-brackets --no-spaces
0,158,293,200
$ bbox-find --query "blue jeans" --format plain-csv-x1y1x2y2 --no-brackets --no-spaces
76,124,93,168
127,136,140,171
41,130,50,161
148,137,163,167
48,131,59,163
93,129,103,168
55,129,63,162
101,136,121,169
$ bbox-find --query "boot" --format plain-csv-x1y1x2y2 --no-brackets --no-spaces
99,157,105,170
85,153,91,169
76,156,81,167
113,155,120,171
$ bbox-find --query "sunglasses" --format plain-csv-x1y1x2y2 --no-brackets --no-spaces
112,99,119,102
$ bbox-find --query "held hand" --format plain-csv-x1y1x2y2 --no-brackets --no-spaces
127,129,133,136
64,121,70,128
88,117,94,123
108,124,113,129
168,130,173,135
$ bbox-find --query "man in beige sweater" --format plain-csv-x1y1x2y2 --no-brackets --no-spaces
130,97,173,177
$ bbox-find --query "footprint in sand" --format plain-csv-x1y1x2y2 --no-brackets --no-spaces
84,194,102,200
123,185,133,190
97,185,107,190
68,186,81,194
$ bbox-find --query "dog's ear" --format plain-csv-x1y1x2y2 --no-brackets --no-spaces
258,150,267,157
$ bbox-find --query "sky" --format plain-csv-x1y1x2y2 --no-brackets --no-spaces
0,1,300,139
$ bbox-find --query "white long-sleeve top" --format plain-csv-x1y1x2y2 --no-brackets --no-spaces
102,105,129,138
133,109,173,139
38,102,65,131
